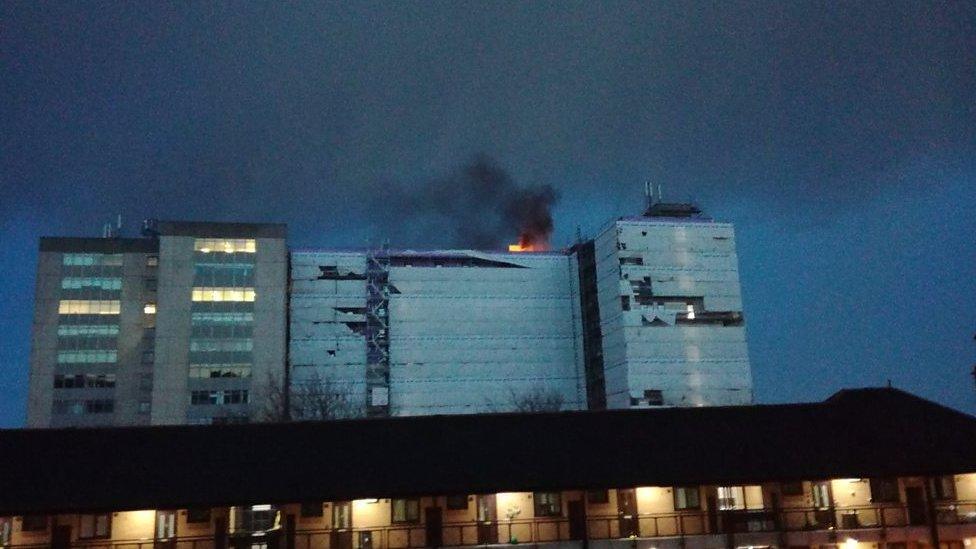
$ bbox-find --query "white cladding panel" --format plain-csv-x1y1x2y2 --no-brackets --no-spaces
389,253,584,416
290,250,585,416
592,218,753,408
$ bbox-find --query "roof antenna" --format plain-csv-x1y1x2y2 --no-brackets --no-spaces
657,183,663,203
644,181,652,210
886,379,892,388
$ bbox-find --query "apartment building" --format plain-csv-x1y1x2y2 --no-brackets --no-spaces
3,388,976,549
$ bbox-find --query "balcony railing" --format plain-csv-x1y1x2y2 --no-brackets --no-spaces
7,503,976,549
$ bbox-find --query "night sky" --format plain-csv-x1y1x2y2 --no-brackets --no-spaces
2,2,974,427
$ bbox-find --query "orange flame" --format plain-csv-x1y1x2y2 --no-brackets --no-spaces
507,236,548,252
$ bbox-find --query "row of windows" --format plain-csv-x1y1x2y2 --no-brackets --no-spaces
4,514,110,538
191,312,255,325
194,239,257,253
189,366,252,379
58,300,121,315
57,350,117,364
191,288,256,302
63,254,124,266
195,264,255,285
57,324,120,337
52,399,114,415
54,373,116,389
191,390,249,405
190,338,253,352
192,324,254,338
60,277,123,290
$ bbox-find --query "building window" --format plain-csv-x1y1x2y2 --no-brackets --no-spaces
717,486,745,510
191,390,249,406
191,287,256,302
146,255,159,267
931,476,956,501
58,299,121,315
673,486,701,510
187,508,211,524
301,502,323,518
63,254,123,266
781,482,804,496
194,239,256,254
138,401,152,414
57,350,118,364
391,498,420,524
586,490,609,504
869,478,900,503
61,277,123,290
534,492,562,517
21,515,48,532
79,513,111,539
144,303,157,315
644,389,664,406
446,496,469,510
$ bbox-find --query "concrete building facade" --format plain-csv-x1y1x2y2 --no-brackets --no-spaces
26,237,159,428
150,221,288,425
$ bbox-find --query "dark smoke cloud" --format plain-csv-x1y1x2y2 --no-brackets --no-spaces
399,155,559,250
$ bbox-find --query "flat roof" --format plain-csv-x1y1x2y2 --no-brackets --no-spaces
1,388,973,515
39,237,158,254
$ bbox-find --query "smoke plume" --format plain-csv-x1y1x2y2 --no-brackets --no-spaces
401,155,559,250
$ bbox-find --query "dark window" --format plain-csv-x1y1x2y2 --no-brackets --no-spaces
534,492,562,517
586,491,609,504
781,482,804,496
21,515,48,531
673,486,701,510
644,389,664,406
187,508,211,523
79,513,111,539
391,499,420,524
621,296,630,311
301,502,323,518
869,478,900,503
446,496,468,510
931,476,956,501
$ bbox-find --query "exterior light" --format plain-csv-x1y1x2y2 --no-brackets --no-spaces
251,504,271,511
845,537,858,549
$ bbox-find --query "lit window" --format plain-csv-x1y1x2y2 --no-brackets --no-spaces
63,254,123,266
146,255,159,267
58,300,121,315
717,486,747,510
194,239,256,254
191,287,256,302
143,303,157,314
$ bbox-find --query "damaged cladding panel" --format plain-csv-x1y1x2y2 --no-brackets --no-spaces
289,250,587,416
586,216,753,409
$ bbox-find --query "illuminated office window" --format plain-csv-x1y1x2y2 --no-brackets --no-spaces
63,254,124,266
60,277,123,290
58,300,121,315
191,287,256,302
57,325,120,337
194,239,256,254
143,303,157,314
57,350,117,364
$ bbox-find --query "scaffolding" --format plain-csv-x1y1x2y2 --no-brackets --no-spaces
364,243,391,417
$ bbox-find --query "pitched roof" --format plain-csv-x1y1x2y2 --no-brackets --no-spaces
1,387,974,515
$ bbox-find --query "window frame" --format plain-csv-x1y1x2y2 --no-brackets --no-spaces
586,490,610,504
446,496,469,510
869,478,900,503
78,513,112,540
673,486,701,510
390,498,421,524
533,492,562,517
21,515,48,532
186,508,212,524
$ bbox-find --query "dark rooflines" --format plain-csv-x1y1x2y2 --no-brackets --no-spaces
39,237,158,254
1,387,974,515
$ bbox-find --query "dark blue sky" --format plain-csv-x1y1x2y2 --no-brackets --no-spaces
2,2,974,427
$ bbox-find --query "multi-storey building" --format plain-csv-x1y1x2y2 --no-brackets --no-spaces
26,237,159,428
149,221,288,425
26,221,288,427
26,201,749,425
3,388,976,549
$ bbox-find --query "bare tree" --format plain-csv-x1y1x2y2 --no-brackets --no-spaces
508,384,565,413
259,371,362,422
